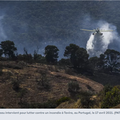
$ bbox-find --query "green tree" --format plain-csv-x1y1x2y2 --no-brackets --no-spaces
104,49,120,72
0,49,3,57
88,56,100,73
97,54,105,69
64,44,89,69
58,58,71,66
64,44,80,68
74,48,89,69
0,40,17,58
44,45,59,64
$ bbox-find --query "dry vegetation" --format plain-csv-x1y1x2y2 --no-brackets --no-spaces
0,61,104,108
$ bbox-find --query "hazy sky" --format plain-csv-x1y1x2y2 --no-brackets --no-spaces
0,1,120,58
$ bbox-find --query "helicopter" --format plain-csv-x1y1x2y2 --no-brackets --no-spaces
81,28,113,35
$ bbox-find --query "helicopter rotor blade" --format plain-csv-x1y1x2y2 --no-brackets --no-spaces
81,29,95,32
100,29,114,32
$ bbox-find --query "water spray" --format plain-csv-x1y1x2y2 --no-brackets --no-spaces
86,21,117,57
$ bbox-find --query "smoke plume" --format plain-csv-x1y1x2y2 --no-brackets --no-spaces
0,15,7,42
86,20,118,57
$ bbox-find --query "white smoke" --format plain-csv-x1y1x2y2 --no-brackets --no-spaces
86,20,118,57
0,15,7,42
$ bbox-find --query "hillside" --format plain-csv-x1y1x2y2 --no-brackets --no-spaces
0,2,120,108
0,60,104,108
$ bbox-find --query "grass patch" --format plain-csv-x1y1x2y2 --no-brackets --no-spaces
19,97,71,108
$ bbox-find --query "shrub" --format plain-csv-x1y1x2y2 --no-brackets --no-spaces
18,88,28,104
0,57,7,61
78,90,93,97
21,100,57,108
0,64,3,76
76,90,94,108
37,73,50,90
5,64,23,69
0,68,3,76
102,85,113,96
65,68,74,75
68,81,80,94
17,53,33,64
80,96,94,108
101,86,120,108
13,65,23,69
41,73,49,89
12,80,20,92
99,85,113,101
56,97,70,106
18,61,27,66
33,52,46,64
19,97,70,108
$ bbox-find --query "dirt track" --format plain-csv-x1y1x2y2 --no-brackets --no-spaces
50,72,104,93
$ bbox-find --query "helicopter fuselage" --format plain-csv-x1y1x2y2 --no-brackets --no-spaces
93,29,103,35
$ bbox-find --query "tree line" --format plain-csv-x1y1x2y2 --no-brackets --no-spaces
0,40,120,74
